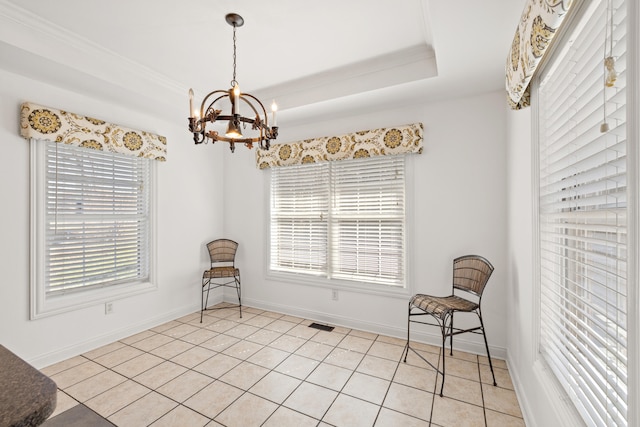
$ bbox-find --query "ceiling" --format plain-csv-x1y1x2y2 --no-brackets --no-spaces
0,0,525,125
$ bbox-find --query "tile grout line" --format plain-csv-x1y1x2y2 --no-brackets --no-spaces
53,310,272,423
59,320,362,425
217,313,329,425
189,311,400,425
477,354,488,427
180,308,335,424
372,345,406,427
429,345,444,427
46,305,520,426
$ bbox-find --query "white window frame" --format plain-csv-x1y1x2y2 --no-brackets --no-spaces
266,155,413,298
531,0,637,425
30,140,157,319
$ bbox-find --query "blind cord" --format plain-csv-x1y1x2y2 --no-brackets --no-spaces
601,0,616,132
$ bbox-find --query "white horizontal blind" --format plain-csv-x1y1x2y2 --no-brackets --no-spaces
270,162,329,274
45,142,150,295
330,156,405,286
537,0,627,425
270,155,406,287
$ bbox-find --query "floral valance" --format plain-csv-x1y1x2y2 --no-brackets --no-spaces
506,0,574,110
256,123,423,169
20,102,167,161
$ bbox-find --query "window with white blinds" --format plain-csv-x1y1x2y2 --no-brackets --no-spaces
44,142,150,294
31,140,154,317
270,155,406,288
536,0,627,425
270,161,330,275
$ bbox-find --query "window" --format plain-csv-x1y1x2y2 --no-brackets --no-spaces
31,140,155,318
535,0,627,425
270,155,406,289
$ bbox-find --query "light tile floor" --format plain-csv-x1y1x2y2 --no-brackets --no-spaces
42,303,525,426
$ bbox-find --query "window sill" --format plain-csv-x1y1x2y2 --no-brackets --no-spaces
265,269,412,300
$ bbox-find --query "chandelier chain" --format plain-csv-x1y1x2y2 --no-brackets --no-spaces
231,24,237,87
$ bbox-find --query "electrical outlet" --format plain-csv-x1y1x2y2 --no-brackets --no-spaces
105,302,114,314
331,290,339,301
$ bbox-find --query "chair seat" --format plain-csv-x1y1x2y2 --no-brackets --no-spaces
203,266,239,279
410,294,478,319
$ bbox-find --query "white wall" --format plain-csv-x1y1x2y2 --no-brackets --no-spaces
0,68,224,367
223,90,509,357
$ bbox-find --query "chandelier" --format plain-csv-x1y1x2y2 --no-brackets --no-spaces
188,13,278,152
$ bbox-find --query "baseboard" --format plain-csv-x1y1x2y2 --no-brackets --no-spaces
242,296,507,360
506,354,584,427
30,302,202,369
506,355,533,426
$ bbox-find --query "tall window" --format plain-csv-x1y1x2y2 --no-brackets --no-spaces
31,141,153,317
270,155,406,288
536,0,627,425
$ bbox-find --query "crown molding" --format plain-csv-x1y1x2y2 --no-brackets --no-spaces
0,0,187,117
253,44,437,111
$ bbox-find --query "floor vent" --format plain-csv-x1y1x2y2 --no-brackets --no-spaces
308,322,334,332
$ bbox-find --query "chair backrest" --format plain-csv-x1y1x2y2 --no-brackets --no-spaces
207,239,238,265
452,255,494,297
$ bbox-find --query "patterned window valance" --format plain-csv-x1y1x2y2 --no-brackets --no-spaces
20,102,167,161
506,0,574,110
256,123,423,169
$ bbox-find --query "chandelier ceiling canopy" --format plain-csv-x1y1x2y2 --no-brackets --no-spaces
188,13,278,152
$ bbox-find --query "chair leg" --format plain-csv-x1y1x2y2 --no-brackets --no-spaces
478,311,497,386
403,304,411,363
235,273,242,318
438,318,447,397
449,313,454,356
201,278,211,323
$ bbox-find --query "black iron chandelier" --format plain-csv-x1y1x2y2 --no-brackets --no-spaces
188,13,278,152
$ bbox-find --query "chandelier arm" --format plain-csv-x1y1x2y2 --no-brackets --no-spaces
189,121,206,144
200,90,229,118
189,90,229,144
219,115,272,132
241,93,270,128
239,96,263,123
205,132,268,144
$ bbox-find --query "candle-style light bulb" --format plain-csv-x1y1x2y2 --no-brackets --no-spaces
271,100,278,127
232,83,240,115
188,88,194,118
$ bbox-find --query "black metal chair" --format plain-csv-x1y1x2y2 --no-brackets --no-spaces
201,239,242,322
403,255,497,396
